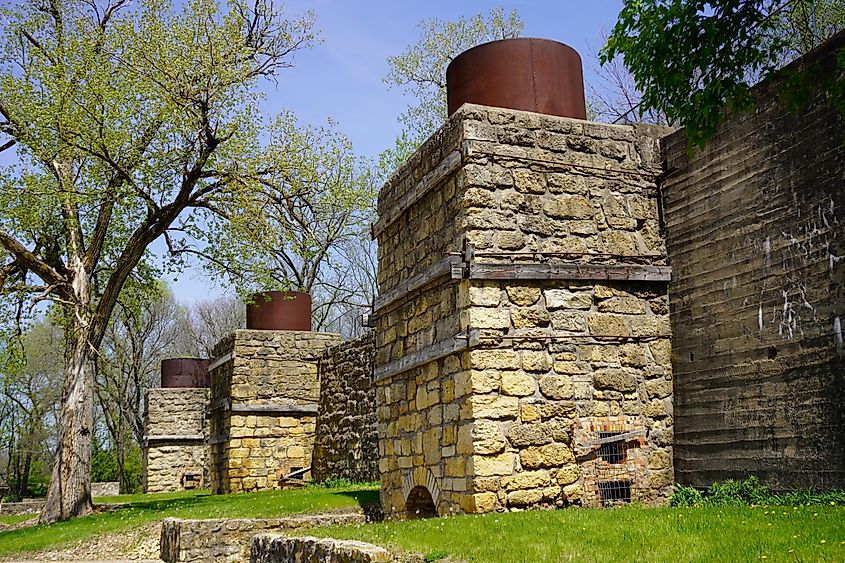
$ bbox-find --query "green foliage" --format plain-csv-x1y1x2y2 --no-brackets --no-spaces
201,111,374,297
91,444,143,493
669,483,704,507
0,0,317,516
602,0,845,146
90,447,117,484
775,489,845,506
4,474,49,500
669,476,845,507
704,476,772,506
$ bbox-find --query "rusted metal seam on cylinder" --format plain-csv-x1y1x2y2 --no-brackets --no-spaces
530,38,539,112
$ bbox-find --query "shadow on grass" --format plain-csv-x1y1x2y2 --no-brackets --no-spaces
334,489,383,521
95,492,212,514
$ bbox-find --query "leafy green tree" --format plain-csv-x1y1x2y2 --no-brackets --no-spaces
381,7,524,172
0,0,315,521
0,319,62,500
96,281,182,493
602,0,845,146
191,111,375,331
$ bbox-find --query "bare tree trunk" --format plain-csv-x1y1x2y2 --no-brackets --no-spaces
18,451,32,498
40,327,95,523
116,429,127,494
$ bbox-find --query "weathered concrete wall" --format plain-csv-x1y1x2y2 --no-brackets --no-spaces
251,534,392,563
143,387,210,493
312,332,379,483
661,32,845,490
160,511,365,563
375,103,674,516
208,329,341,494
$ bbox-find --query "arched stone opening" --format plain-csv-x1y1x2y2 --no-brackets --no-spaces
404,485,437,519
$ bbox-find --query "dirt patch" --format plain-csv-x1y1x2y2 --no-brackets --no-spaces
1,521,162,562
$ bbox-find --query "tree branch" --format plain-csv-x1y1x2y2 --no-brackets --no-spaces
0,229,69,298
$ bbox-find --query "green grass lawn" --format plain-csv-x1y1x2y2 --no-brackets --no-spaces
0,484,378,558
312,505,845,562
0,514,33,526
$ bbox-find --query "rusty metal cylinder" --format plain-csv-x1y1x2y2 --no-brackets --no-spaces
246,291,312,331
446,37,587,120
160,358,210,388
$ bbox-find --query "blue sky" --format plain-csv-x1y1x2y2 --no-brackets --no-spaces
168,1,627,303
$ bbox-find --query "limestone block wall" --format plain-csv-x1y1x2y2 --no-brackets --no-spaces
312,331,379,483
374,103,674,516
661,31,845,490
208,329,341,494
251,534,392,563
160,512,366,563
143,387,209,493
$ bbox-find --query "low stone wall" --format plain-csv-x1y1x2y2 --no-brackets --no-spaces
91,481,120,497
0,499,43,515
251,534,392,563
160,511,366,562
312,332,379,483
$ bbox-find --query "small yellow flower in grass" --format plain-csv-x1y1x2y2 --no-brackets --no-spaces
821,540,827,544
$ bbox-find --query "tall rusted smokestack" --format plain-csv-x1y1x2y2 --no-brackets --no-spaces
446,37,587,120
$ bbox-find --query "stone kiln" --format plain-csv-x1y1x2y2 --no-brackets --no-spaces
373,96,675,515
208,295,340,494
143,358,210,493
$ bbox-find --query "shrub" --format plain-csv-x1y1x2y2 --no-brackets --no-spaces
669,484,703,507
703,476,771,506
669,476,845,507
